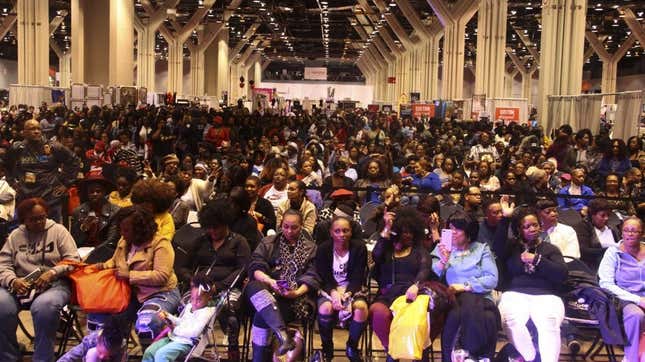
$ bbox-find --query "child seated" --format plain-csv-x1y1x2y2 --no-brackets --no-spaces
142,272,216,362
57,316,127,362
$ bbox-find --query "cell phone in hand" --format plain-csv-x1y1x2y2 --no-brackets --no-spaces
440,229,453,252
276,280,290,290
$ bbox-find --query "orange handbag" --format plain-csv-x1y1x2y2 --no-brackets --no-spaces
59,261,131,313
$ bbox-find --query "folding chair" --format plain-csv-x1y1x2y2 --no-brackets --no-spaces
56,305,85,357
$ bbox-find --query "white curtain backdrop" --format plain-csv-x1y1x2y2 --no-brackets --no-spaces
613,91,643,141
9,84,49,106
547,93,603,134
9,85,71,108
548,91,641,137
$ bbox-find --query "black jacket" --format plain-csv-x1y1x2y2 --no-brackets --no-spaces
571,285,626,345
5,140,80,202
174,228,251,291
314,238,367,295
71,201,121,248
249,232,319,290
573,220,621,270
493,217,568,295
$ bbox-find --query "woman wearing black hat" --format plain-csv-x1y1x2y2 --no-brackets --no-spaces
71,175,121,249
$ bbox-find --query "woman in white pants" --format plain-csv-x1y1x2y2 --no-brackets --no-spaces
493,198,569,362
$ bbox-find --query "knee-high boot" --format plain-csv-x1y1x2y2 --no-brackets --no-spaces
248,284,295,355
317,314,337,361
346,320,366,362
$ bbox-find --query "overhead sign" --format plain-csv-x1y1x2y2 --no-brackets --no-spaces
412,103,435,118
410,92,421,103
495,107,520,122
304,67,327,80
387,77,396,84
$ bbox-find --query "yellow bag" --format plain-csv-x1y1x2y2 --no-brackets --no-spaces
388,294,431,360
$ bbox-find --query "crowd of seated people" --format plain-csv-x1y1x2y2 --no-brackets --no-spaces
0,102,642,362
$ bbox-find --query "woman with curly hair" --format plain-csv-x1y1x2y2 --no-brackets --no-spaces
369,207,434,359
131,178,177,240
493,198,568,362
91,205,180,346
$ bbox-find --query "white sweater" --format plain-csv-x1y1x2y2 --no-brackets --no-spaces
167,303,216,345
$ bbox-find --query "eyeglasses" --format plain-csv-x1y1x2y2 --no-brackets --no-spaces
622,229,642,235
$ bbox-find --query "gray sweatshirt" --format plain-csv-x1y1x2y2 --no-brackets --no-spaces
0,219,80,288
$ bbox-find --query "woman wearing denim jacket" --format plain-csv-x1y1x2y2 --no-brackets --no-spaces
598,216,645,362
432,210,499,362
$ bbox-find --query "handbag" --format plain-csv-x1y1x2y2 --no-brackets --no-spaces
388,294,431,360
59,261,131,313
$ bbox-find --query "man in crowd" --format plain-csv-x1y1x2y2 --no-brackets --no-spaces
4,119,80,222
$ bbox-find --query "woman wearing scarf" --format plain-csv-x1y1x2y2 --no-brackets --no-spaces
245,209,318,362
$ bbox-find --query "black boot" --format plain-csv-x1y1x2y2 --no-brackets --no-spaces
252,343,272,362
346,320,366,362
275,329,297,356
318,314,336,361
250,286,296,356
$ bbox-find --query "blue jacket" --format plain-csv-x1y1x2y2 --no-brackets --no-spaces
597,157,631,177
411,172,442,192
558,185,594,211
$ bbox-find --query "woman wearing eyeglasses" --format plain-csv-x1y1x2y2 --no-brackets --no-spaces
598,216,645,362
0,197,80,361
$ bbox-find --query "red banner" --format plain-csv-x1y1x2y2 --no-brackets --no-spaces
253,88,274,100
411,104,435,118
387,77,396,84
495,107,520,122
367,104,380,113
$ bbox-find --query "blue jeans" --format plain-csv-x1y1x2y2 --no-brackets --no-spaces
142,337,191,362
0,282,71,362
89,288,181,339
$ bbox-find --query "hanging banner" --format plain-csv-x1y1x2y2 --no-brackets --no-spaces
387,77,396,84
412,103,435,118
367,104,380,113
253,88,274,101
495,107,521,122
410,92,421,103
304,67,328,80
382,104,393,113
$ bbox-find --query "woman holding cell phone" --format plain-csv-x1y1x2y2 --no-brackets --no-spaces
431,211,499,362
244,209,318,362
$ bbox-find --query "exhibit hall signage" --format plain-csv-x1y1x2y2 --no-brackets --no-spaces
495,107,520,122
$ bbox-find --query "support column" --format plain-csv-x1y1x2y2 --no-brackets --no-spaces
212,30,229,103
538,0,587,128
17,0,49,85
135,23,157,90
166,39,184,94
475,0,507,98
51,43,71,87
585,31,636,104
427,0,480,100
507,49,537,99
424,27,442,100
72,0,134,86
504,70,518,97
188,44,204,97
